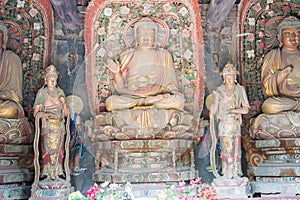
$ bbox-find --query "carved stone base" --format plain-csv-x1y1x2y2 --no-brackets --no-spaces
211,177,250,198
93,139,197,183
213,184,250,198
0,118,34,200
0,184,31,200
93,167,198,183
0,145,33,200
212,177,251,198
251,182,300,196
246,138,300,196
30,186,74,200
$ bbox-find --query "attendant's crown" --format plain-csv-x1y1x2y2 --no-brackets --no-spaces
44,65,59,79
221,62,239,76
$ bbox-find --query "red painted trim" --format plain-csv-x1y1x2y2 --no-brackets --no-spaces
34,0,53,68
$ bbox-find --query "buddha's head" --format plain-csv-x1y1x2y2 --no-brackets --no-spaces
277,16,300,49
134,17,158,48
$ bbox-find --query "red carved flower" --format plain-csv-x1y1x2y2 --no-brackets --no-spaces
258,43,265,49
282,6,290,13
247,33,255,41
259,19,266,25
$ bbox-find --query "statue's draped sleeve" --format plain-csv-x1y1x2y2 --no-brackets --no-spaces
34,87,47,111
237,84,250,108
119,49,134,73
161,49,180,93
261,48,282,97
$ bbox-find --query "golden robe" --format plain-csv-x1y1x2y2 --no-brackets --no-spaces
0,50,24,118
261,48,300,114
106,48,184,111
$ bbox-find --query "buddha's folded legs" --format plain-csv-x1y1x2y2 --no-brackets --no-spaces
106,95,139,111
262,96,300,114
106,93,184,111
0,100,20,119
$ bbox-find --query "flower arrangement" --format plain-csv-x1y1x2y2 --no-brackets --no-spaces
69,182,130,200
68,178,217,200
157,178,217,200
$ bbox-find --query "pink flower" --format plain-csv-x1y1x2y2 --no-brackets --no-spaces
204,184,210,189
259,19,266,25
253,3,262,11
178,181,186,187
29,8,38,17
190,177,201,185
258,31,264,38
247,33,254,41
98,27,106,36
86,183,99,200
163,3,172,12
258,43,265,49
16,14,22,20
268,11,274,17
33,37,40,46
182,29,190,38
120,6,130,15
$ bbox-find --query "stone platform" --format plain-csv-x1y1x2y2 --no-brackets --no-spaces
94,167,198,183
247,138,300,197
93,139,197,183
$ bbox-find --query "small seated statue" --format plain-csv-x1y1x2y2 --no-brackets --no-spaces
0,21,24,119
251,16,300,139
95,17,193,140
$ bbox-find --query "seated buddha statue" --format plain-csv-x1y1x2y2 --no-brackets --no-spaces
261,16,300,114
105,17,184,112
96,17,193,140
0,21,24,119
251,16,300,139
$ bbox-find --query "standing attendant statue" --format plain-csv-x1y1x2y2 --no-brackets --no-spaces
33,65,70,181
209,63,249,182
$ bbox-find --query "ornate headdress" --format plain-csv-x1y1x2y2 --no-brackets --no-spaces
44,65,59,79
0,21,7,39
134,17,158,34
220,62,239,77
277,16,300,37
